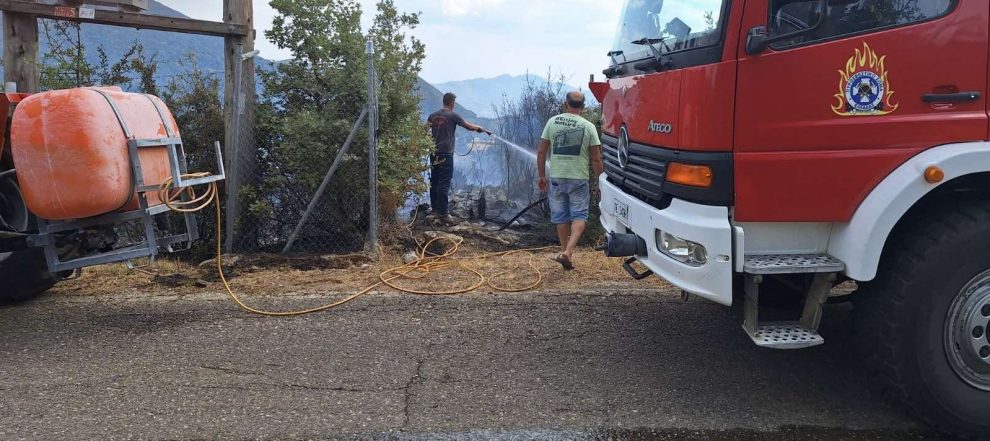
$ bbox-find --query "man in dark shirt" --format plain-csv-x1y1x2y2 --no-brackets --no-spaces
427,92,491,225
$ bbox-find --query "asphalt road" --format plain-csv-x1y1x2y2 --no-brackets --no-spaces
0,288,939,440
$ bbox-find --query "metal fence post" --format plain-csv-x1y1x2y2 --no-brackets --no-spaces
282,106,370,254
366,39,379,254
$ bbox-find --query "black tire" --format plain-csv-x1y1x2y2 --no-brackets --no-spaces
856,198,990,440
0,248,55,304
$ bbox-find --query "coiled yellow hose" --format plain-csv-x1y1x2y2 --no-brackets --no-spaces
156,174,552,316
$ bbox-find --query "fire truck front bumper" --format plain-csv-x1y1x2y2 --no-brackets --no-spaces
598,176,736,306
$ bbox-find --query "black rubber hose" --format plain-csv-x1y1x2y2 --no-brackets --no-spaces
498,197,548,232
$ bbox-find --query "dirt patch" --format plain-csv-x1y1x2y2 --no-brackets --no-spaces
51,243,667,299
200,253,372,272
51,214,667,299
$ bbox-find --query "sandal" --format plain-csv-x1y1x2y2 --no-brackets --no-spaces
551,254,575,271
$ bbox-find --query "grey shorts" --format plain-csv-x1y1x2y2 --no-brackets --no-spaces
548,178,590,224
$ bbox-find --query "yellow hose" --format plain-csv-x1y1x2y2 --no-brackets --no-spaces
157,174,553,316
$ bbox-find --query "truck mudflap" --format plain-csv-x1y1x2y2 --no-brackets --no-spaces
598,175,736,306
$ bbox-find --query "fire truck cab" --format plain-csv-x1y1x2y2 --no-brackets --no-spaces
593,0,990,436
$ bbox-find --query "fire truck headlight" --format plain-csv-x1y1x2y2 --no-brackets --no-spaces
656,230,707,266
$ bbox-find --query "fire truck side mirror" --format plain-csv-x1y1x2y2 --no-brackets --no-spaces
745,15,828,55
749,0,837,55
745,26,771,55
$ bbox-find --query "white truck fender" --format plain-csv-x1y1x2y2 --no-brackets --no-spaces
829,142,990,281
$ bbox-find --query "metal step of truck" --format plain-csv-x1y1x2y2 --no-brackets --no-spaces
748,322,825,349
744,254,845,274
741,254,845,349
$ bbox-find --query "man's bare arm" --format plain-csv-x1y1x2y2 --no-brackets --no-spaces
460,120,492,135
537,139,551,193
590,145,604,179
538,139,551,178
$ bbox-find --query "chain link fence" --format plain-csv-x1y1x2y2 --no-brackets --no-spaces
210,44,379,257
227,108,373,255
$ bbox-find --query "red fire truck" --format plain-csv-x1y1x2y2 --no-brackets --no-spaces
591,0,989,437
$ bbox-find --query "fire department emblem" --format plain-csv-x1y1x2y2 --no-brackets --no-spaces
832,43,899,116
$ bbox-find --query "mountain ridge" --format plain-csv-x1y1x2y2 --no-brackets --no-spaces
434,73,591,118
415,77,482,121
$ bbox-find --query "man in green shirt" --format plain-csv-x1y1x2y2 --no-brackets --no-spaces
537,91,604,270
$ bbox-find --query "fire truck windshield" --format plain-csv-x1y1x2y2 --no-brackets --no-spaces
611,0,726,63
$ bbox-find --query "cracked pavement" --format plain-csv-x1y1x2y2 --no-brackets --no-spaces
0,289,932,440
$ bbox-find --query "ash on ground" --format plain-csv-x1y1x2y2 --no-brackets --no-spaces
407,189,556,251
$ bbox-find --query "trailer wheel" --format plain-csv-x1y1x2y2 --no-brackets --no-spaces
857,199,990,440
0,248,55,304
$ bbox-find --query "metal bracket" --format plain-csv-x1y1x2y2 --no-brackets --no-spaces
800,273,836,330
742,274,763,337
623,257,654,280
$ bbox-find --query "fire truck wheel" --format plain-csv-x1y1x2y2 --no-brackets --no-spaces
857,199,990,440
0,248,55,304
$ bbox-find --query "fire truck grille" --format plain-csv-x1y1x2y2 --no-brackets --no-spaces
602,135,667,204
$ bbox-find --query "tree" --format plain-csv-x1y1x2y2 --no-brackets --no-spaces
159,55,225,258
38,19,92,89
493,73,604,243
251,0,433,251
38,19,159,93
368,1,434,216
492,72,566,202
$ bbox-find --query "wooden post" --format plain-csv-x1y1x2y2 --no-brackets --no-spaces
2,11,38,93
222,0,255,253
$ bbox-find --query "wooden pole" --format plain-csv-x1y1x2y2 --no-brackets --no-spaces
2,11,38,93
222,0,255,253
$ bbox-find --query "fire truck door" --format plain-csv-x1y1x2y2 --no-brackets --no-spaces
733,0,989,223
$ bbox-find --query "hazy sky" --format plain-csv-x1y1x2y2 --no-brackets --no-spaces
159,0,623,84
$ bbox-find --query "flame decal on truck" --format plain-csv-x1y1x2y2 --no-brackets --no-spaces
832,42,899,117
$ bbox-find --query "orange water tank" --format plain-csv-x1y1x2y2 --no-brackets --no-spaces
10,87,178,221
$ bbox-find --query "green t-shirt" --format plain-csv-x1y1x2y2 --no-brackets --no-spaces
540,113,601,180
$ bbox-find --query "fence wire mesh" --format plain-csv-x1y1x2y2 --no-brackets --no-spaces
214,42,378,254
216,72,374,257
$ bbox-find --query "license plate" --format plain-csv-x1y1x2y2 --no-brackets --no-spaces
612,200,629,223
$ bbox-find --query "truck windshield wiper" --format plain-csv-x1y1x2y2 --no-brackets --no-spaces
632,37,671,60
631,37,673,72
608,50,626,67
603,50,627,78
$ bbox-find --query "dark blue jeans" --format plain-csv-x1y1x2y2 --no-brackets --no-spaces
430,152,454,215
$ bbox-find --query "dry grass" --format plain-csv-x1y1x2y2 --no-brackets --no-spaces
51,244,668,298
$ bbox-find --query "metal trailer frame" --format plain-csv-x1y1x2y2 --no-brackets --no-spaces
24,89,225,273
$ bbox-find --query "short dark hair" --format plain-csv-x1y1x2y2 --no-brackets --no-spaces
566,91,586,110
443,92,457,107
